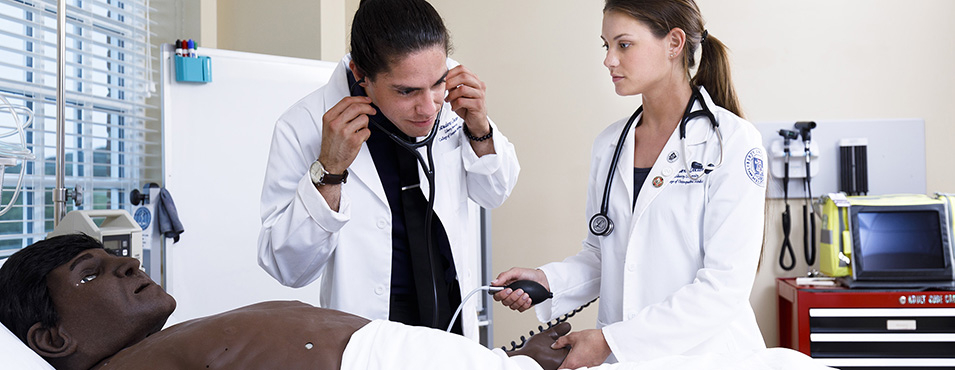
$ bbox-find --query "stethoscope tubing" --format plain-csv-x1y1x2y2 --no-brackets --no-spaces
350,75,447,329
590,86,721,237
589,107,642,236
367,107,444,329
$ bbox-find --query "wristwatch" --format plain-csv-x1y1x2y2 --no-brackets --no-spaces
309,160,348,186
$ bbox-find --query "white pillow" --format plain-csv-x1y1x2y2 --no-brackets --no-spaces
0,323,54,370
0,258,55,370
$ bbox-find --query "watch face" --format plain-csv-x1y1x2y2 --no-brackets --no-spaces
309,161,324,184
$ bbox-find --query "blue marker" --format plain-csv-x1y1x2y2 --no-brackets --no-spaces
187,39,196,57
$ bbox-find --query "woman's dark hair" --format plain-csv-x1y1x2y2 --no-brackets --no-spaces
604,0,742,117
0,234,104,344
350,0,451,80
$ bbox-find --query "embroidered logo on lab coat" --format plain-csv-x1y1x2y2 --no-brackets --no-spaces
744,148,765,187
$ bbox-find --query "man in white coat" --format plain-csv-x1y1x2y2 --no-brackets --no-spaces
257,0,519,340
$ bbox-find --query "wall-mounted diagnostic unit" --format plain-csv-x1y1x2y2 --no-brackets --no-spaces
48,209,143,263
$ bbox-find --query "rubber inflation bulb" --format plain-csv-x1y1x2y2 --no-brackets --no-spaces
507,280,553,305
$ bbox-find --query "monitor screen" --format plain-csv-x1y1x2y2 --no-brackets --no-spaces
102,234,131,258
851,204,953,281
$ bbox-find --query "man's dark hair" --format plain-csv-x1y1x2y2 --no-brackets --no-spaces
350,0,451,80
0,234,104,344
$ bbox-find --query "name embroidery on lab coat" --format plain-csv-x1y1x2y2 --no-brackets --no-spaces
669,168,705,185
438,116,463,142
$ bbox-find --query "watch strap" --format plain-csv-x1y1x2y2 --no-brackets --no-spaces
319,169,348,185
311,160,348,185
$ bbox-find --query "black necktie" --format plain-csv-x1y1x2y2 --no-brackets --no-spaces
395,146,459,332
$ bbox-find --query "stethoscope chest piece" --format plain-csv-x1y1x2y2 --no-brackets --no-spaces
589,213,614,236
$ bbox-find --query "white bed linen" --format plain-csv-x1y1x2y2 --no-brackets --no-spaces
342,319,542,370
341,320,835,370
0,322,55,370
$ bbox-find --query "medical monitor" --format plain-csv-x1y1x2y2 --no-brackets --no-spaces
849,204,953,282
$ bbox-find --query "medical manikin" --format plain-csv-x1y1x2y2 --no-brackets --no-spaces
0,234,568,370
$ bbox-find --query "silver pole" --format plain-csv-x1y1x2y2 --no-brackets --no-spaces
54,0,67,226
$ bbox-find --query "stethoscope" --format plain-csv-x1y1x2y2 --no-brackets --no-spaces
589,86,723,236
351,76,445,329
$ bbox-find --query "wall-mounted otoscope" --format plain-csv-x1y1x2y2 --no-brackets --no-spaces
795,121,816,143
794,121,817,266
779,129,799,144
777,129,799,271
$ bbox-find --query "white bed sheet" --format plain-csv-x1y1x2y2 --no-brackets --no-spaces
344,319,835,370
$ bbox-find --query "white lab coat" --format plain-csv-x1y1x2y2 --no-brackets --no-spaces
258,55,520,340
536,87,766,362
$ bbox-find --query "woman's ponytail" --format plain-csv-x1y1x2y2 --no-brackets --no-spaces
691,33,742,117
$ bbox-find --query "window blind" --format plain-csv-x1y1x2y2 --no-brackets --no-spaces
0,0,156,256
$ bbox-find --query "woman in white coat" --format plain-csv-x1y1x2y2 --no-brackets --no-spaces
258,0,519,340
493,0,766,367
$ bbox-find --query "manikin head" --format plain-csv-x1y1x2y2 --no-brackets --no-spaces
0,234,176,370
348,0,452,138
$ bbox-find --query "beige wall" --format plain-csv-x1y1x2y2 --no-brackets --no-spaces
215,0,322,60
178,0,955,349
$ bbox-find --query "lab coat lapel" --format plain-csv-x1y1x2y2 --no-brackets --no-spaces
322,57,352,110
630,87,717,221
684,86,718,146
613,119,635,220
631,127,679,222
349,144,388,206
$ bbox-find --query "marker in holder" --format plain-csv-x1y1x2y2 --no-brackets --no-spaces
174,55,212,83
